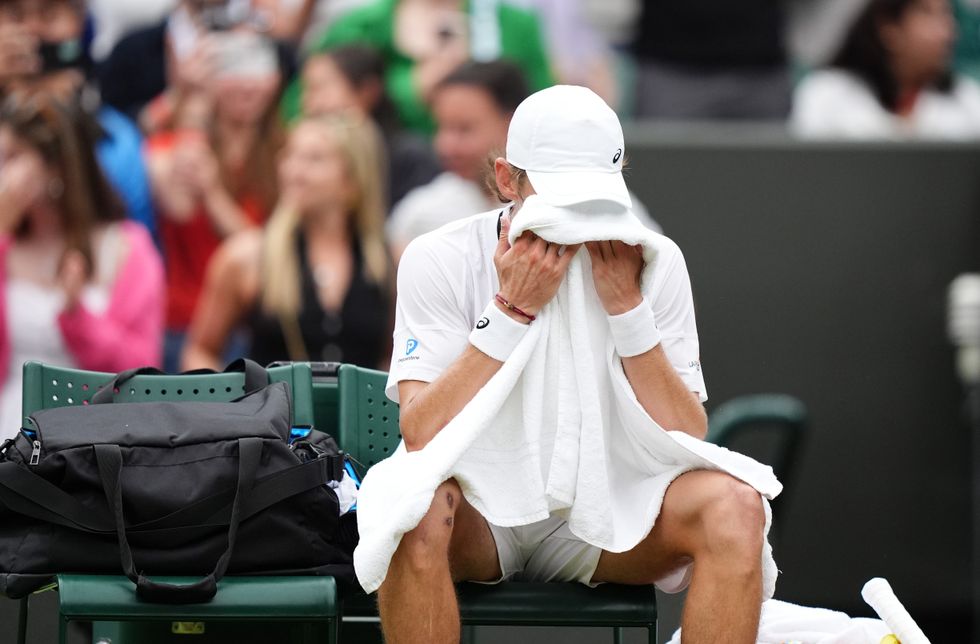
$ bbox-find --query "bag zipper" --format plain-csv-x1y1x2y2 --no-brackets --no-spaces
22,423,40,465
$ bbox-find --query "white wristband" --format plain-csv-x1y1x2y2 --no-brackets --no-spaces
607,297,661,357
469,300,530,362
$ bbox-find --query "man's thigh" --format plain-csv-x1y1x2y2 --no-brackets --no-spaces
591,470,733,585
445,480,502,583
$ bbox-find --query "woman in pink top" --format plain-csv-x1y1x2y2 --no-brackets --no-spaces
0,90,164,439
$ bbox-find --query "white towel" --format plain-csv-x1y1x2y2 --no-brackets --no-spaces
354,196,783,594
667,599,893,644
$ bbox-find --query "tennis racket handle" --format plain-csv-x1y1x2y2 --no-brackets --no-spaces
861,577,931,644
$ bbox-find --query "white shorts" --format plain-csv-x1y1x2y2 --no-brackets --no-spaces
485,514,694,593
486,515,603,586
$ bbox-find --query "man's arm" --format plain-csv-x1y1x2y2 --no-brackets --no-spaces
398,217,580,451
398,346,503,451
621,347,707,439
586,241,707,439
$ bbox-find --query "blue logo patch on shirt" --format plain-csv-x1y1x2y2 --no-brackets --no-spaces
406,338,419,356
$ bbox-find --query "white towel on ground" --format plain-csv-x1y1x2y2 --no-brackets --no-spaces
667,599,893,644
354,196,782,594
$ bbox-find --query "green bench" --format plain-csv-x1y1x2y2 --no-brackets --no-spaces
59,575,338,644
332,364,658,644
332,367,806,644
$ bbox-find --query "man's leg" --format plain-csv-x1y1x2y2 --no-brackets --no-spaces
591,470,767,644
377,478,501,644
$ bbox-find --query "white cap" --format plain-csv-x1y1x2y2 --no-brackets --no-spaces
505,85,631,209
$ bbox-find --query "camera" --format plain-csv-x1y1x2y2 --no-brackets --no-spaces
37,38,86,74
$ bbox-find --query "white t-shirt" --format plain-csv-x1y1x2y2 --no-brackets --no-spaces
791,69,980,139
385,208,706,404
386,172,499,251
0,280,112,441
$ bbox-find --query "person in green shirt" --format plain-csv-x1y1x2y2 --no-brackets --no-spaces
282,0,554,135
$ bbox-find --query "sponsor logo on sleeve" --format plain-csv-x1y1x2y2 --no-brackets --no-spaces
476,317,489,329
398,338,421,363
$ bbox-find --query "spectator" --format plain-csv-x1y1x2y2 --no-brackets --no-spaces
631,0,792,120
0,89,163,438
508,0,619,108
786,0,866,71
0,0,157,239
250,0,318,45
283,0,555,135
98,0,297,133
145,29,284,373
388,60,660,262
302,45,440,209
386,60,525,261
181,114,393,371
87,0,175,62
296,0,373,52
791,0,980,139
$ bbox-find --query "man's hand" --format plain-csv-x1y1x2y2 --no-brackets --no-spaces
493,214,580,320
412,36,468,102
586,241,644,315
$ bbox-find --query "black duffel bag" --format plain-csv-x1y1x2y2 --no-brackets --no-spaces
0,359,354,603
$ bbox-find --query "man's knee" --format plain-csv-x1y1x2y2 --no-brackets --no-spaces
693,473,765,561
395,479,462,574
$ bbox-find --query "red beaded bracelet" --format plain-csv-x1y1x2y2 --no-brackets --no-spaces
495,293,536,322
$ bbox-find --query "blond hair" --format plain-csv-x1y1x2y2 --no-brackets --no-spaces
260,114,389,319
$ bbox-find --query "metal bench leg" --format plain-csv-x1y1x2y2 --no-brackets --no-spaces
17,597,28,644
614,626,624,644
331,616,340,644
58,616,68,644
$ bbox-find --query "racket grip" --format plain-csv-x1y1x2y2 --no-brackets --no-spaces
861,577,931,644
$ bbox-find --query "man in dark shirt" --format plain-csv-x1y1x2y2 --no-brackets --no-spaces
631,0,792,119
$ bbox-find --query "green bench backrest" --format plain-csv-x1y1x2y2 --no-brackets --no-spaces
20,360,410,471
312,379,340,438
21,362,315,425
336,365,401,467
706,393,807,487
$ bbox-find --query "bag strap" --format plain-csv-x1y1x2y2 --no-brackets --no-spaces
0,451,340,537
90,367,163,403
129,453,342,532
91,359,270,405
0,461,114,532
95,438,260,604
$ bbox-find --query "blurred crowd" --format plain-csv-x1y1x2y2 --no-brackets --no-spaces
1,0,979,435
